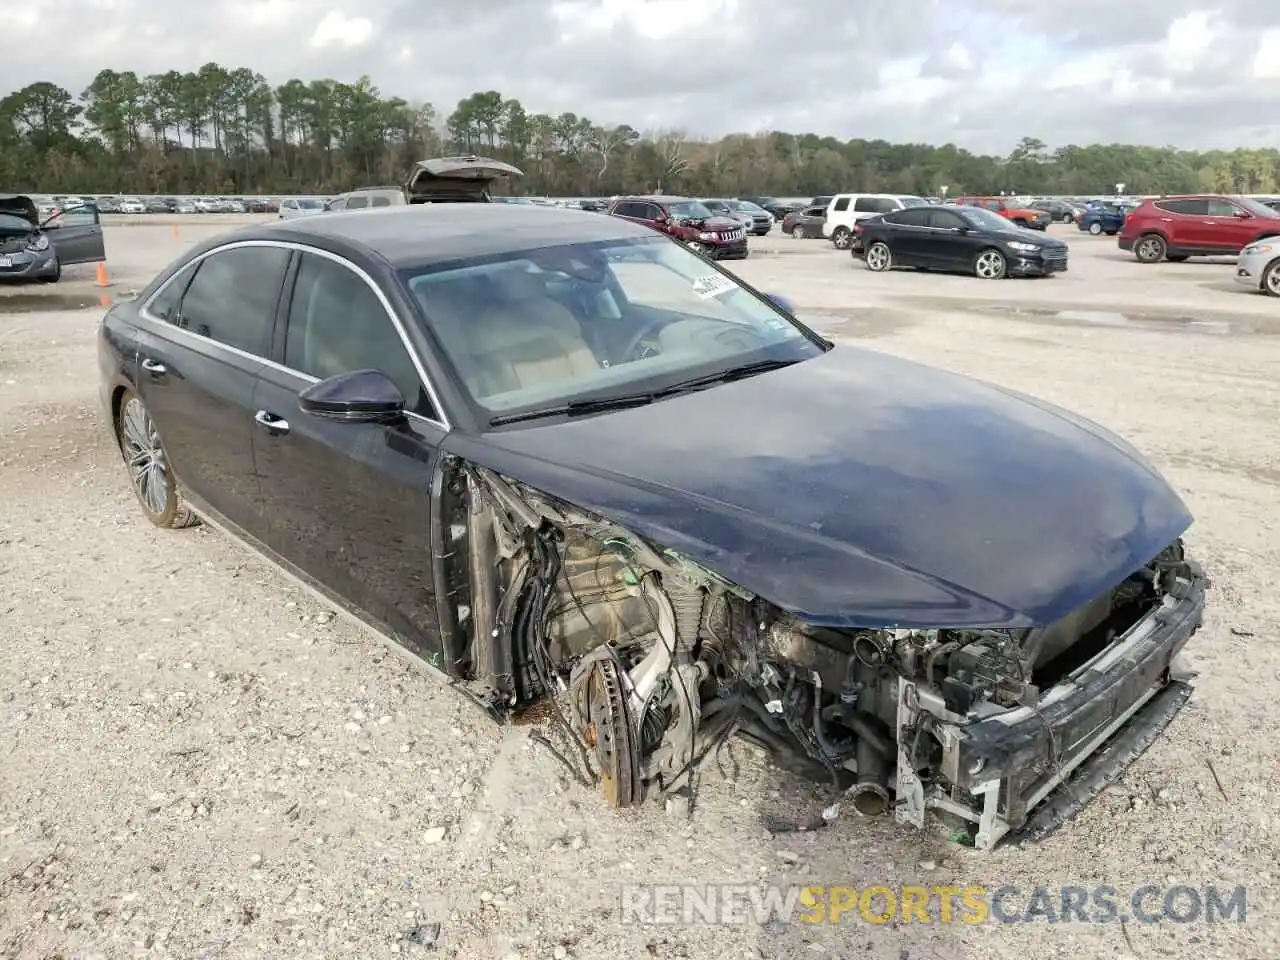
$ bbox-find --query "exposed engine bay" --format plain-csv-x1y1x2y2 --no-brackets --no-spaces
439,464,1207,849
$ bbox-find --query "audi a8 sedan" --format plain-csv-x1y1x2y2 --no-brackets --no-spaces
98,202,1207,849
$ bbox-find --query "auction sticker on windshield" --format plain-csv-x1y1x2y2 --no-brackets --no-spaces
692,273,739,299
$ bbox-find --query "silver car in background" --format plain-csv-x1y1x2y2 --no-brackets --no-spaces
1235,239,1280,296
278,197,327,219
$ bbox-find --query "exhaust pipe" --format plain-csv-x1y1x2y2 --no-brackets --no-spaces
849,739,891,816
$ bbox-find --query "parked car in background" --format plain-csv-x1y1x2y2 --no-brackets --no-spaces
699,199,772,236
1030,199,1082,223
1119,195,1280,262
325,187,405,212
782,205,827,239
742,196,800,220
1257,197,1280,212
119,198,146,214
607,195,748,259
193,198,220,213
1235,239,1280,296
1077,202,1128,236
96,197,122,214
823,194,929,249
854,204,1068,279
0,193,106,283
175,200,197,214
954,197,1050,231
279,197,326,219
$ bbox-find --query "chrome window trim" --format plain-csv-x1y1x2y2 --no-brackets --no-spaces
138,238,450,430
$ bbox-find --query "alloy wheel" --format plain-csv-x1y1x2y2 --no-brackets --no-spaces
1265,261,1280,297
1136,236,1165,263
832,229,852,249
975,250,1006,279
865,242,891,271
792,226,805,239
120,397,168,516
688,241,707,254
1089,223,1102,235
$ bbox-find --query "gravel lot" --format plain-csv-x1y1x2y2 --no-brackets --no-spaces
3,215,1278,960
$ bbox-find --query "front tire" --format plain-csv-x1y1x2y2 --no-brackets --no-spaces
831,227,852,250
1263,259,1280,298
1134,233,1166,263
39,259,61,283
1088,222,1102,235
687,241,710,257
792,225,805,239
116,389,198,529
974,248,1007,279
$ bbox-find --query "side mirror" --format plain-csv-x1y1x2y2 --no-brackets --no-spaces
764,292,795,315
298,369,405,423
1233,210,1251,219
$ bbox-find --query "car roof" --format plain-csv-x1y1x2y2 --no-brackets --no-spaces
228,203,657,268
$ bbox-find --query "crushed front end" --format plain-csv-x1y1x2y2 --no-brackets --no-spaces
439,464,1208,848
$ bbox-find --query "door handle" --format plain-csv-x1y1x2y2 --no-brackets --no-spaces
1160,218,1173,222
141,358,166,375
254,410,290,434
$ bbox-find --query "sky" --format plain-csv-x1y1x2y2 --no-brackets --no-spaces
3,0,1279,153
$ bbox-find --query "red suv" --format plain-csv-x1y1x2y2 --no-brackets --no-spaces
1119,195,1280,263
606,196,748,260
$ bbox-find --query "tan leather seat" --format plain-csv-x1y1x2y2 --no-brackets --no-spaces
467,271,600,398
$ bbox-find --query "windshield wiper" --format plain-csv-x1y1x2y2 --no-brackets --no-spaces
487,358,802,427
488,393,657,426
651,356,803,395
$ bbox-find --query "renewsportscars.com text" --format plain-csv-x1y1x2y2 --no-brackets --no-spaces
620,883,1247,926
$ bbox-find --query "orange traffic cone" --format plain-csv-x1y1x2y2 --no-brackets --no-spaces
98,292,113,308
95,262,111,287
171,224,180,240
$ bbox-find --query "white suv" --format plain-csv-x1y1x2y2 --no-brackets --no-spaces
823,193,929,249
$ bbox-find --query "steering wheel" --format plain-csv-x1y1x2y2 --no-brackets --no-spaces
618,317,670,362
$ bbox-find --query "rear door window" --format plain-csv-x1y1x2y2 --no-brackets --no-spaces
1155,199,1208,216
831,197,852,212
345,195,369,210
888,207,932,227
852,197,878,212
928,209,967,229
175,246,291,355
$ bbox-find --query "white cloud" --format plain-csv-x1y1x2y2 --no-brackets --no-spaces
308,10,374,48
1253,28,1280,79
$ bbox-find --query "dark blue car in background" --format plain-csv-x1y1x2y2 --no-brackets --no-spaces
1078,201,1130,236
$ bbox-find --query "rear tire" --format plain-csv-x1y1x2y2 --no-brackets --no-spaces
831,227,852,250
1134,233,1166,263
792,225,805,239
864,241,892,272
974,248,1007,279
1088,222,1102,235
116,389,199,530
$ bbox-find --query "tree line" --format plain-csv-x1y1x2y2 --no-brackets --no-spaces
2,64,1278,199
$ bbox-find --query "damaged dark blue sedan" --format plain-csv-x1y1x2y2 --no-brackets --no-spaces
97,183,1208,849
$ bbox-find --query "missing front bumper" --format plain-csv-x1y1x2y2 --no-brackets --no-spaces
895,561,1207,849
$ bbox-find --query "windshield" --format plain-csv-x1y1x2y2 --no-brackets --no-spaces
0,213,33,233
897,196,928,208
958,206,1015,231
399,236,823,424
295,198,323,209
729,200,763,213
665,200,713,220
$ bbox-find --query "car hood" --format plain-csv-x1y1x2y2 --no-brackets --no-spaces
999,228,1067,248
675,216,743,232
448,347,1192,630
0,194,38,226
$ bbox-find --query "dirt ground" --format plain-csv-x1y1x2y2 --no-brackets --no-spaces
2,216,1278,960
